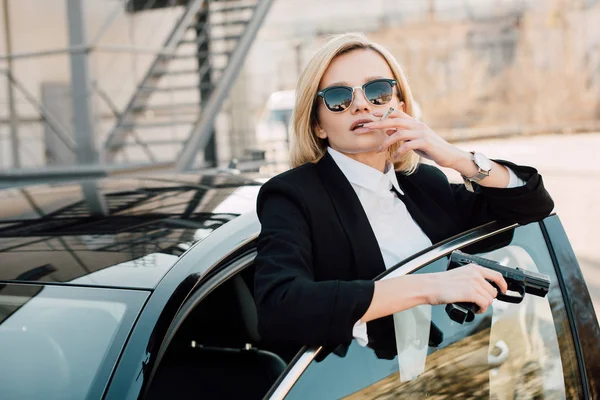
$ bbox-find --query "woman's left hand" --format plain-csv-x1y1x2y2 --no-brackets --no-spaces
358,109,465,169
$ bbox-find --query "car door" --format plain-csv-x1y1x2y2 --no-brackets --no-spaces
266,215,600,399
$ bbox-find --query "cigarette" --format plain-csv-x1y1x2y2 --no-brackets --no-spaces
381,107,395,121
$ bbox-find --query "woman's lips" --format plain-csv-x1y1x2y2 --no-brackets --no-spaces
350,118,375,131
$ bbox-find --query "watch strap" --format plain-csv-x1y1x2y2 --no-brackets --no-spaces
466,169,491,182
463,178,475,193
461,152,491,192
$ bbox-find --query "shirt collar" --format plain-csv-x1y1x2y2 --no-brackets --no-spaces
386,164,404,195
327,147,404,195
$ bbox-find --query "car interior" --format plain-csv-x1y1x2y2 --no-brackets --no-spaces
147,264,300,400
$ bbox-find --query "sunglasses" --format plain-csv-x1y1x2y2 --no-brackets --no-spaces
316,78,399,113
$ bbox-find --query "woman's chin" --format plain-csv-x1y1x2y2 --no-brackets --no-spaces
354,129,386,141
356,133,386,148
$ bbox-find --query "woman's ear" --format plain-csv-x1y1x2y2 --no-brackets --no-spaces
399,101,407,113
315,125,328,139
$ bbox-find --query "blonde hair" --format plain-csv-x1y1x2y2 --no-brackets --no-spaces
289,33,420,174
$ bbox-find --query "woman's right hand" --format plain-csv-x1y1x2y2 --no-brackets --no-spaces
427,264,509,314
360,264,509,324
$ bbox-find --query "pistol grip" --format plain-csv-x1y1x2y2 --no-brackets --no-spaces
445,302,478,324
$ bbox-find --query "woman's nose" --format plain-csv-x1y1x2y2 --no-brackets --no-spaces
351,89,372,114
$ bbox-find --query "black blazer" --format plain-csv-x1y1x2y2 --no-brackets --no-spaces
253,152,554,358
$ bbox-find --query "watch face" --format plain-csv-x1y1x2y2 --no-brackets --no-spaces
473,152,492,171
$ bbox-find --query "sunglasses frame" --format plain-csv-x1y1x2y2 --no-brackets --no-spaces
316,78,399,113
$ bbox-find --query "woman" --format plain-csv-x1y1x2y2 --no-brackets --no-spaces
253,33,554,359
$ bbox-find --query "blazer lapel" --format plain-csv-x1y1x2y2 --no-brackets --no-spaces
395,171,448,244
315,153,386,280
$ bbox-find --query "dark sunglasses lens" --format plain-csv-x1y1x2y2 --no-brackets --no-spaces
323,87,353,112
365,80,394,105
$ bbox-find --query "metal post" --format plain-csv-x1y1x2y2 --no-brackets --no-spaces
196,7,217,167
3,0,20,168
428,0,436,22
66,0,98,164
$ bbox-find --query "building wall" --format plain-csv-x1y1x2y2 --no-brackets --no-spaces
230,0,600,168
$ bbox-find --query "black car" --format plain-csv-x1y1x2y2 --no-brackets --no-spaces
0,172,598,400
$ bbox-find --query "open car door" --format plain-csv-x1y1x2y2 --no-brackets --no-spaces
267,215,600,399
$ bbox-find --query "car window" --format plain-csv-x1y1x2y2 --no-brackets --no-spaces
283,223,582,399
0,284,148,400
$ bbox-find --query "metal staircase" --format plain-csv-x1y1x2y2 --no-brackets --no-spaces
102,0,273,168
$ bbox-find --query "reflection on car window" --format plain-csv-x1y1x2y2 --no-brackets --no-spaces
284,223,582,399
0,284,147,400
286,257,495,399
476,225,581,399
284,338,399,400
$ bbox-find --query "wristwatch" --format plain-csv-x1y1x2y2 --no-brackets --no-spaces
461,152,492,192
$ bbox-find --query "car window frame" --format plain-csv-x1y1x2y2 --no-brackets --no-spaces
266,215,596,399
102,212,261,400
142,247,258,397
541,216,600,398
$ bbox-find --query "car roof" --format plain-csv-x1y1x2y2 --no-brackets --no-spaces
0,172,262,289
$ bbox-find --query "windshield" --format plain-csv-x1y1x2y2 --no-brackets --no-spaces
0,283,148,400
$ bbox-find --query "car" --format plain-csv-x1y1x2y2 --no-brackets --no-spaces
0,171,598,400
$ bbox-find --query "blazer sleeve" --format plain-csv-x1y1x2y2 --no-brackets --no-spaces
253,177,374,348
450,159,555,230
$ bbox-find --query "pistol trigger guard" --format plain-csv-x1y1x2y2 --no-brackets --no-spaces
496,284,525,304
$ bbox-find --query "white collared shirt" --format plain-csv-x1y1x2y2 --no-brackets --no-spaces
326,146,525,346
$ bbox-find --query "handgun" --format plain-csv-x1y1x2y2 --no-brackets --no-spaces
445,250,551,324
